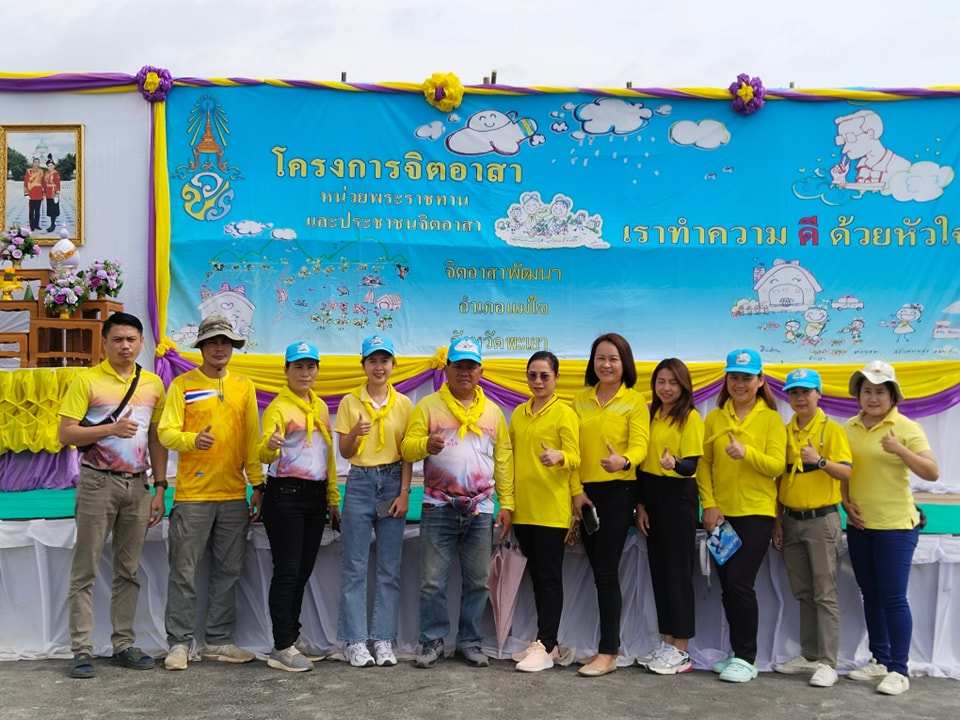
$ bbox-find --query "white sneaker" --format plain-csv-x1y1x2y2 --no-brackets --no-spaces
773,655,820,675
267,645,314,673
647,645,693,675
164,644,189,671
511,641,539,663
344,641,375,668
515,640,556,673
373,640,397,667
847,658,887,681
201,643,255,663
636,641,667,669
809,663,839,687
876,671,910,696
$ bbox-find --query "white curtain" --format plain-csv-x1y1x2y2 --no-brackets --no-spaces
2,519,958,678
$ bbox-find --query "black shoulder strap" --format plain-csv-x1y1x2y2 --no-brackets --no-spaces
107,364,142,422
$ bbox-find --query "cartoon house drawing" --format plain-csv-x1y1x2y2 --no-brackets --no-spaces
199,282,256,337
752,259,822,312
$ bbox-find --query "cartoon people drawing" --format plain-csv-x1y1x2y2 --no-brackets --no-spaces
830,110,910,192
784,320,801,344
801,307,828,346
839,317,865,344
880,304,922,342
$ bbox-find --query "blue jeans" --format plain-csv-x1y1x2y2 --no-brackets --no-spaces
847,525,919,676
337,463,406,643
418,503,492,648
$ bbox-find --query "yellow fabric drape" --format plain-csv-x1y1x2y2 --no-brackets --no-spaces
0,368,80,453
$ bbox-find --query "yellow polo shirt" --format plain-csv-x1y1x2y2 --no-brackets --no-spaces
639,408,704,478
779,409,851,511
335,384,412,466
573,384,649,484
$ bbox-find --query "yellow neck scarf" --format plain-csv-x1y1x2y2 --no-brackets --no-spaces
439,382,486,439
785,408,826,485
352,383,397,455
278,386,332,448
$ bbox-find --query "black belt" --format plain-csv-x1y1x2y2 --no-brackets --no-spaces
81,464,145,479
267,476,327,495
783,504,837,521
786,463,819,474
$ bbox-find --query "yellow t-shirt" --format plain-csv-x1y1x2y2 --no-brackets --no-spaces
510,395,582,528
334,384,412,466
158,368,264,502
844,409,930,530
779,409,851,510
639,408,704,478
573,384,649,484
58,360,165,474
698,399,786,517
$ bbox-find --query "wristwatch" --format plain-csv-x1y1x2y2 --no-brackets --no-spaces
622,458,632,471
252,482,267,492
817,457,827,469
153,479,168,490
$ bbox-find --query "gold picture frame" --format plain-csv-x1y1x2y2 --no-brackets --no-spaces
1,124,84,246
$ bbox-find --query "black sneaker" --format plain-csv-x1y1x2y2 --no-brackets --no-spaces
414,639,445,668
111,647,156,670
455,645,490,667
70,652,95,679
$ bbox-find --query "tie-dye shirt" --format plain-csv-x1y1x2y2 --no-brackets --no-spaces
159,367,264,502
58,360,165,474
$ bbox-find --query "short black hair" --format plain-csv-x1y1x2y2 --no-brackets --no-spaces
102,312,143,338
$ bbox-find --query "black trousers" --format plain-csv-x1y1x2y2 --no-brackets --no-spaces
28,199,42,230
641,472,698,640
715,514,775,664
514,524,568,652
261,479,327,650
581,480,637,655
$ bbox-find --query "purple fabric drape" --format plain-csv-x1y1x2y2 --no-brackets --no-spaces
0,450,79,491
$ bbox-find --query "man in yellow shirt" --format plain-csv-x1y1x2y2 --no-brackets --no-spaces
59,312,168,679
158,315,264,670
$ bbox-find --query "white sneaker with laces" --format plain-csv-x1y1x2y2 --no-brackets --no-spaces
773,655,820,675
647,645,693,675
516,640,556,673
636,641,667,669
373,640,397,667
847,658,887,681
876,671,910,695
511,641,539,663
345,641,375,668
809,663,839,687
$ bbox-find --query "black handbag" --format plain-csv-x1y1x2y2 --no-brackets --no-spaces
75,364,141,454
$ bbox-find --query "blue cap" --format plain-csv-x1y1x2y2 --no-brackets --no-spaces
285,341,320,363
783,368,821,392
724,348,762,375
447,337,482,364
361,335,395,358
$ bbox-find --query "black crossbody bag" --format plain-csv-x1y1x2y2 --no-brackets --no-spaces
76,364,142,454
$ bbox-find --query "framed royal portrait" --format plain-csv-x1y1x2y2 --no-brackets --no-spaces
0,124,84,246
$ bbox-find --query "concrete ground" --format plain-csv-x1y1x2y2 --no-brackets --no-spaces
3,654,956,720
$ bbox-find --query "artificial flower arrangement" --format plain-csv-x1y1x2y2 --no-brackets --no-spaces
422,72,464,112
44,267,90,318
729,73,765,115
85,259,123,298
1,224,42,267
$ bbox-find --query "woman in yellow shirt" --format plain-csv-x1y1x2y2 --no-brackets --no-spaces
572,333,649,677
636,358,704,675
334,335,413,668
843,361,938,696
509,351,583,673
699,348,786,684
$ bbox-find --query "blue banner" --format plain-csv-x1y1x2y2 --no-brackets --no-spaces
164,86,960,362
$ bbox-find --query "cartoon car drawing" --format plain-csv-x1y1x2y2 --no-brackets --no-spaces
831,295,864,311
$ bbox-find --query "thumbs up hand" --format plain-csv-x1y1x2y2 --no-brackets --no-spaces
267,422,285,451
426,428,446,455
880,428,904,456
725,431,745,460
352,412,371,437
660,445,676,471
195,424,215,450
799,437,820,465
600,442,628,473
113,407,139,439
539,440,564,468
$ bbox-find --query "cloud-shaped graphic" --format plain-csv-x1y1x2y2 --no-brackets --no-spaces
669,119,730,150
882,160,954,203
550,121,569,133
942,301,960,315
224,220,273,238
271,228,297,241
573,97,653,136
415,120,445,140
654,104,672,117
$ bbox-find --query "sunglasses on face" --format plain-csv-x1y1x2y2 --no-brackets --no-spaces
526,372,554,382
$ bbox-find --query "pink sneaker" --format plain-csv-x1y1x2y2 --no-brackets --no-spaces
516,640,557,673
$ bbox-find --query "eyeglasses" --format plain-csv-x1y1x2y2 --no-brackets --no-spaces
526,372,554,382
